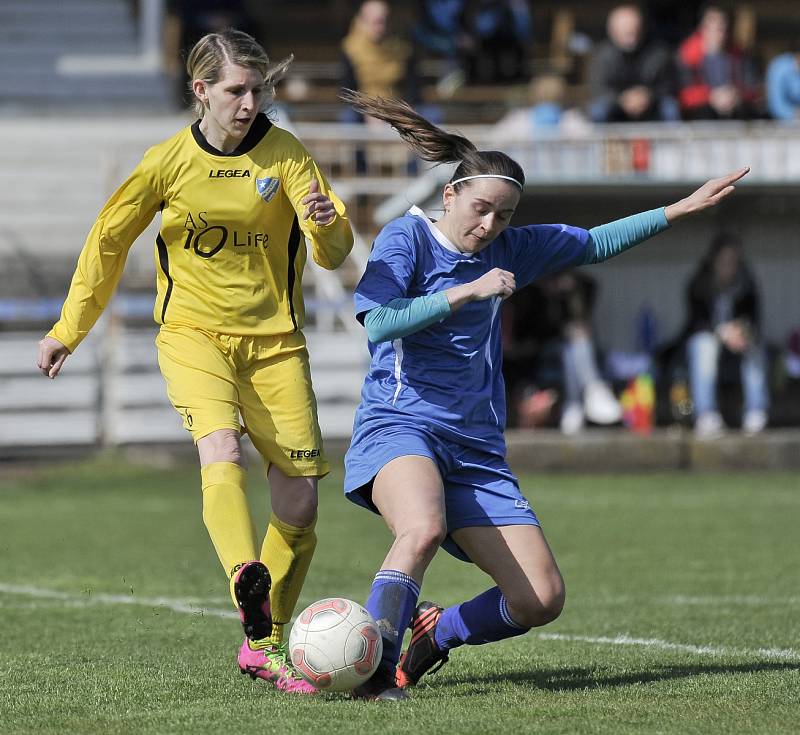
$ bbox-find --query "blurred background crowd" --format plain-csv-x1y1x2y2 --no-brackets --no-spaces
158,0,800,125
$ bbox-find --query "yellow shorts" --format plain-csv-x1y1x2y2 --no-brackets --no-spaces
155,324,328,477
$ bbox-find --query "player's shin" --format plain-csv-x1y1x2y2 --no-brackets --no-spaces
436,586,529,649
260,513,317,644
200,461,258,605
365,570,420,672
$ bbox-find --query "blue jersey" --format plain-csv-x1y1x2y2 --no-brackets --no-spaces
352,206,590,453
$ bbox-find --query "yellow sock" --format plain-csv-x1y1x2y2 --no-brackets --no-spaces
200,461,257,607
260,513,317,644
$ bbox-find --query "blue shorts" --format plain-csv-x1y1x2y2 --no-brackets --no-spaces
344,420,540,562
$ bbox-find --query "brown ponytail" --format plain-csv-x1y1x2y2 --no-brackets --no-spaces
340,89,525,190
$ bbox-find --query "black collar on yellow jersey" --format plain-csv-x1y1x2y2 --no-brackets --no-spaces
191,113,273,156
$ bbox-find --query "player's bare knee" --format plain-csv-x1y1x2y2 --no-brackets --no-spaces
198,429,243,466
398,522,446,561
277,490,318,527
539,586,566,624
539,576,566,623
506,582,565,628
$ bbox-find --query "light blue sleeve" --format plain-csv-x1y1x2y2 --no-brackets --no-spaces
362,291,452,343
584,208,670,264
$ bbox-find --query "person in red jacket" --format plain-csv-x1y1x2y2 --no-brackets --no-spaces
677,4,760,119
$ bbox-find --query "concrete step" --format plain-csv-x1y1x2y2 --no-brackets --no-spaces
0,172,106,209
0,76,173,102
504,428,800,472
0,43,140,62
0,0,163,107
0,0,131,18
0,115,187,147
0,26,136,44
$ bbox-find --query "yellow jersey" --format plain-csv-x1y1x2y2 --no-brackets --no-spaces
49,114,353,352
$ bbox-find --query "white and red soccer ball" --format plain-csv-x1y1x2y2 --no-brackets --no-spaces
289,597,383,692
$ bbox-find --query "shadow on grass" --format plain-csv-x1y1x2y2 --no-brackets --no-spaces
441,661,800,693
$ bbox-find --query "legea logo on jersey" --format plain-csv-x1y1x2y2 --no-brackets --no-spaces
256,177,280,203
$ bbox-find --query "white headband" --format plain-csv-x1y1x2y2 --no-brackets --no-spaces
450,174,523,190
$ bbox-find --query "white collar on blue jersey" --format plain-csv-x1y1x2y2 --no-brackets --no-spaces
407,205,467,256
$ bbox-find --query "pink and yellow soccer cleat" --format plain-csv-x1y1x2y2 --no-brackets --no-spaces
238,639,318,694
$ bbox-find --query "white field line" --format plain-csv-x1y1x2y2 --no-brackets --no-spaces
537,633,800,661
665,595,800,606
0,582,237,619
2,583,798,662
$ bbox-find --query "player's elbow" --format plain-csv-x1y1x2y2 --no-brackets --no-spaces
314,252,348,271
363,310,392,344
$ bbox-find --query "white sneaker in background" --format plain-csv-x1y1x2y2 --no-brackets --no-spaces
742,409,767,435
583,381,622,425
694,411,724,440
560,403,585,435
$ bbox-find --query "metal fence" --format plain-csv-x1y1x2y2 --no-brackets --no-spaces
1,321,367,454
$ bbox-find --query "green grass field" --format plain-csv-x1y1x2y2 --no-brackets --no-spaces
1,457,798,734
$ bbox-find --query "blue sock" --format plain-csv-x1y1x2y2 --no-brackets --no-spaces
434,586,529,650
365,570,420,671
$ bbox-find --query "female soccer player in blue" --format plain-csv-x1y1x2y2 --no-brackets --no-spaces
340,90,748,700
36,30,353,693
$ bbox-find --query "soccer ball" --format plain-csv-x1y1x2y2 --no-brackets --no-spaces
289,598,383,692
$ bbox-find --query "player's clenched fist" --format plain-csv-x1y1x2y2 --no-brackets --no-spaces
301,178,336,225
445,268,516,310
468,268,516,301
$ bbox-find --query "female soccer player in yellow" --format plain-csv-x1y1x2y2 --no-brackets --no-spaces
36,30,353,694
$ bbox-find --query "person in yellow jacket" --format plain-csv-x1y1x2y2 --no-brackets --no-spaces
36,29,353,694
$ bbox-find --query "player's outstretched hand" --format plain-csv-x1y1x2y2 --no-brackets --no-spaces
665,167,750,222
37,336,70,379
301,178,336,225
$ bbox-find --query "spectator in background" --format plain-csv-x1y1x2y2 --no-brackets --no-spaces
645,0,706,47
412,0,471,92
341,1,436,174
677,4,760,120
491,74,590,140
766,42,800,121
588,4,679,123
461,0,532,84
505,270,622,434
684,233,768,438
341,0,420,123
